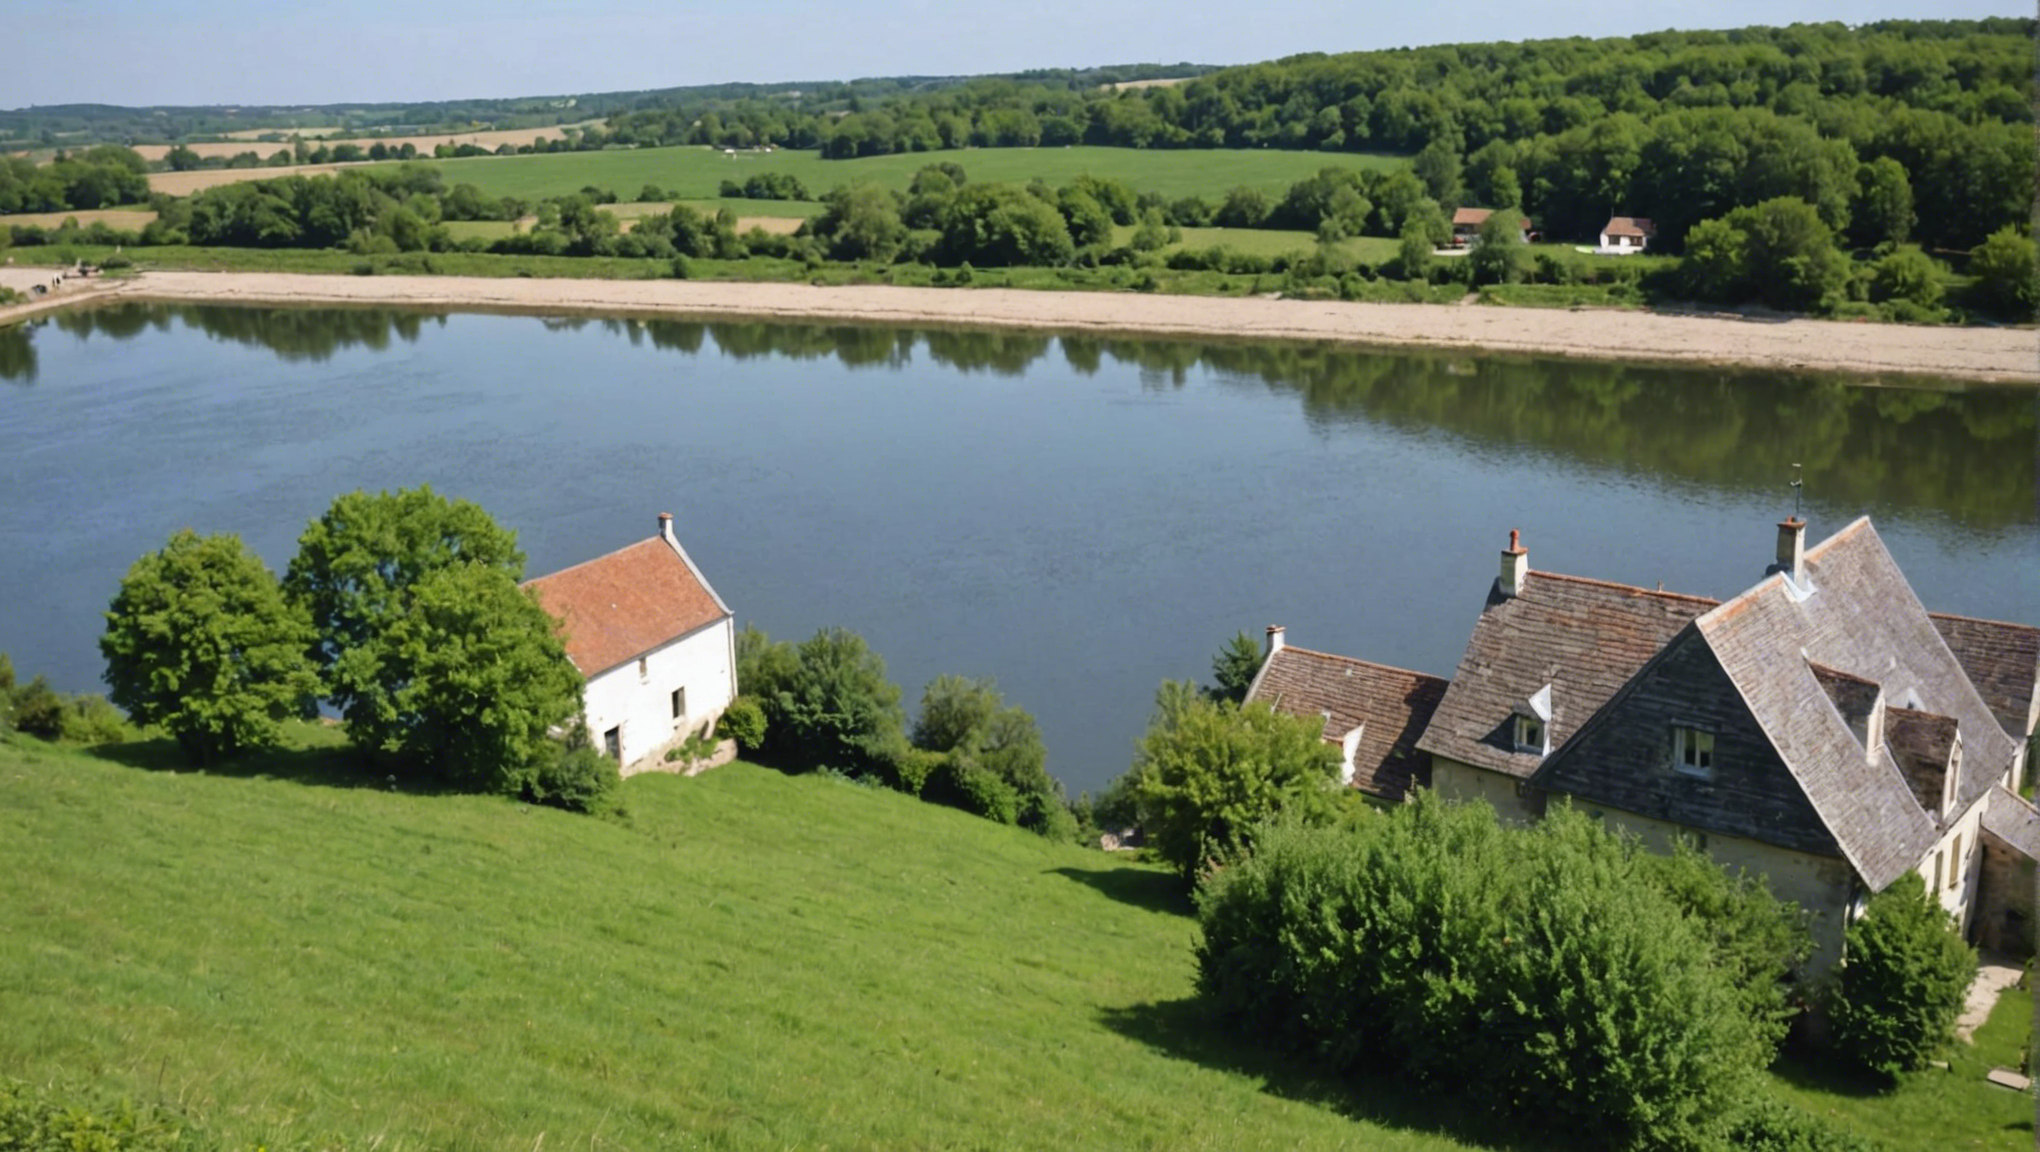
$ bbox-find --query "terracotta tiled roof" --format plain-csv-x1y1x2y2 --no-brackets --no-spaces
1452,207,1494,227
1246,644,1449,802
1689,518,2016,889
1982,786,2040,861
1602,216,1654,238
1930,612,2040,742
1417,563,1716,780
523,532,731,677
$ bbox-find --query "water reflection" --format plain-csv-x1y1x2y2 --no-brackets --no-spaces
20,303,2035,530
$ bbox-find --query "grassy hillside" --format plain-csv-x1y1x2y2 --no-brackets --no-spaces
0,728,1467,1152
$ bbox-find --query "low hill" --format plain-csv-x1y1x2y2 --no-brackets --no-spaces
0,729,1464,1151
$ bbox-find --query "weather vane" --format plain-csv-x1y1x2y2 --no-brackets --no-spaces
1789,463,1803,520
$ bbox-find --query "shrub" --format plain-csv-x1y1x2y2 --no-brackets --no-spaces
717,695,767,752
1721,1095,1878,1152
772,626,904,776
525,739,619,814
10,676,66,740
0,1076,200,1152
1968,224,2038,319
1829,870,1976,1079
923,754,1020,825
59,694,136,745
99,252,133,271
1195,799,1776,1150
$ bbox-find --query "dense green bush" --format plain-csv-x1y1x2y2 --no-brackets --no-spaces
716,694,768,752
9,676,68,740
1968,225,2038,320
1196,798,1785,1151
525,737,620,814
1721,1095,1879,1152
771,626,905,776
1829,871,1976,1079
0,1076,200,1152
923,754,1021,824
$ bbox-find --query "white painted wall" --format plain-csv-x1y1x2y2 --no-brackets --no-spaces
582,616,736,775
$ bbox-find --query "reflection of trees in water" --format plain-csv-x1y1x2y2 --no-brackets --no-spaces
56,304,439,363
0,324,36,383
28,305,2033,529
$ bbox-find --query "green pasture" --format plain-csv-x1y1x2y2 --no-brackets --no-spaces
0,729,1464,1152
425,144,1404,203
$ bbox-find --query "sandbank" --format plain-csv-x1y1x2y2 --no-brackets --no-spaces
9,269,2038,384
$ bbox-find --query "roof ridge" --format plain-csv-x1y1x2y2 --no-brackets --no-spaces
1802,515,1872,561
1276,644,1447,683
522,535,667,587
1929,609,2040,633
1530,569,1720,606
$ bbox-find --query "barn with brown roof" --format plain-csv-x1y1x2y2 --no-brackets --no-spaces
524,513,736,775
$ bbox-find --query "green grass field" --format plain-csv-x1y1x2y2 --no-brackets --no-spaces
3,727,2029,1150
424,144,1404,203
0,728,1466,1152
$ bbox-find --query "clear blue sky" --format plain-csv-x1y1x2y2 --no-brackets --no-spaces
6,1,2029,109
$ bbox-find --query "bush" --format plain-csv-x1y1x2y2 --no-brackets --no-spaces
525,739,619,814
0,1076,201,1152
59,694,136,745
9,676,66,740
1721,1095,1878,1152
1195,798,1777,1150
99,252,132,271
1829,871,1976,1079
923,754,1020,824
771,626,904,776
716,694,767,752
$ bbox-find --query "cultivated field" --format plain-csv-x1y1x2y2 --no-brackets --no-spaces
144,145,1406,204
130,120,608,162
0,208,155,230
148,161,379,195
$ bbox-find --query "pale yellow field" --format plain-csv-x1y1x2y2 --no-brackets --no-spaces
149,163,371,195
1102,78,1191,90
0,208,157,229
132,121,606,163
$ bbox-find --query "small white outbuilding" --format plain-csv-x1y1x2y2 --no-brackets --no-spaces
524,513,736,775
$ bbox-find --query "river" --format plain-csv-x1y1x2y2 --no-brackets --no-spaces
1,304,2033,795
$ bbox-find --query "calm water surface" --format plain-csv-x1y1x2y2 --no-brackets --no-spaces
2,305,2033,794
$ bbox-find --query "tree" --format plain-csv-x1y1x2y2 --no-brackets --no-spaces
1395,223,1434,281
1468,208,1529,285
1129,682,1341,880
283,486,525,763
1735,197,1849,312
163,145,203,172
773,626,905,774
1868,248,1943,309
808,183,906,263
1968,225,2038,320
369,561,585,792
913,674,1067,836
1829,871,1976,1079
1208,632,1263,703
1850,157,1914,247
100,530,320,766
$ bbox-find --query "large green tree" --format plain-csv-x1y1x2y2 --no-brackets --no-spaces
911,674,1067,836
283,486,527,766
1968,225,2038,320
100,530,320,766
772,626,905,775
370,562,585,792
1129,682,1341,880
1829,872,1976,1079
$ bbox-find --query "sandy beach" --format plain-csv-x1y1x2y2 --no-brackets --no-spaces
7,268,2036,384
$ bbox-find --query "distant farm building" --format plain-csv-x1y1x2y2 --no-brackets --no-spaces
1598,216,1655,254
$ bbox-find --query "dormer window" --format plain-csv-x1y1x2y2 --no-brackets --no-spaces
1674,727,1714,778
1515,714,1544,752
1512,684,1553,756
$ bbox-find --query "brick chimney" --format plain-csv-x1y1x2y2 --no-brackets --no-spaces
1774,517,1805,586
1499,529,1529,598
1264,625,1286,657
657,511,675,542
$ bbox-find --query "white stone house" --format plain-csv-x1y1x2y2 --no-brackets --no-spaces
524,513,737,776
1597,215,1655,254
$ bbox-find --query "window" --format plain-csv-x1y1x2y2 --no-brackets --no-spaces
603,726,621,762
638,656,649,681
1932,850,1943,894
1514,714,1543,752
1949,835,1962,889
671,686,686,721
1673,728,1714,777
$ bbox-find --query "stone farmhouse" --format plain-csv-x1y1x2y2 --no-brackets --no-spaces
1264,518,2040,968
524,513,737,776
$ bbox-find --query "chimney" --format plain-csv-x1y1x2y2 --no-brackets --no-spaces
657,511,675,541
1264,625,1286,657
1499,529,1528,598
1775,517,1805,586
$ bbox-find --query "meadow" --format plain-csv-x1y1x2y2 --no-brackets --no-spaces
1,726,2029,1151
143,144,1405,204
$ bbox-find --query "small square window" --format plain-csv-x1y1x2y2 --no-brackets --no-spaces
1674,728,1714,776
671,687,686,720
603,726,621,762
1514,715,1543,752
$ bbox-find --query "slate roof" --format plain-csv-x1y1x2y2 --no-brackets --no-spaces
1884,706,1959,816
1602,216,1655,238
1688,518,2016,890
1931,612,2040,742
1245,644,1449,802
1982,786,2040,861
1416,566,1716,779
523,528,731,677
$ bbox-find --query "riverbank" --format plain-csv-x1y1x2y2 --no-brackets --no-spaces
10,268,2037,383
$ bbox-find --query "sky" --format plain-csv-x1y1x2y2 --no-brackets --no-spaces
5,0,2031,109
